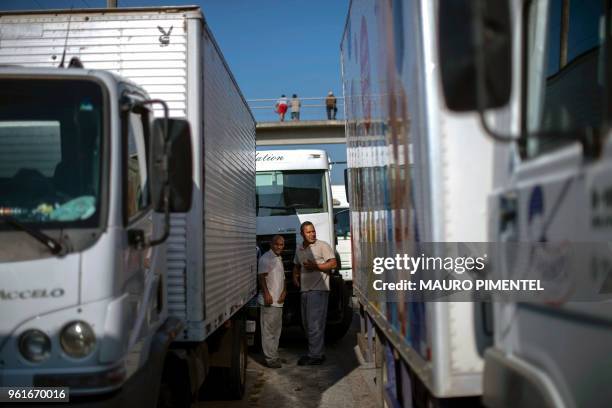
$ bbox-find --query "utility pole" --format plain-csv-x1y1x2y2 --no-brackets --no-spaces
107,0,117,8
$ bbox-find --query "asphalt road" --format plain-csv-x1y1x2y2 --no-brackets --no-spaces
199,306,379,408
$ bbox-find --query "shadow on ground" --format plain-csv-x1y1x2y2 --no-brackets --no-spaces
200,308,378,408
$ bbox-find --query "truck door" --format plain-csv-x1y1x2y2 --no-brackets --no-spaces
123,103,161,346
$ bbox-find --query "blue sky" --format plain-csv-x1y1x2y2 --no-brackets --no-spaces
0,0,349,122
0,0,349,183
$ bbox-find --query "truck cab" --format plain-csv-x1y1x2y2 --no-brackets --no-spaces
436,0,612,406
256,149,352,341
0,66,191,404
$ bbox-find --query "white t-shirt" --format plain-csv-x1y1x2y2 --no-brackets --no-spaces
293,240,335,292
258,250,285,307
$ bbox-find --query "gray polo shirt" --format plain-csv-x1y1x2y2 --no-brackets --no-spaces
293,239,335,292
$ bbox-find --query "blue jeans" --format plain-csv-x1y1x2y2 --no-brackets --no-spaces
301,290,329,358
326,106,337,120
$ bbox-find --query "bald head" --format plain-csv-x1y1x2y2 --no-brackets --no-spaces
271,235,285,256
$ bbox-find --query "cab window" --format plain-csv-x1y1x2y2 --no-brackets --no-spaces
524,0,606,158
125,109,151,221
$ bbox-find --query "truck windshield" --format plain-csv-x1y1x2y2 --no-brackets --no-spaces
0,79,104,228
256,170,328,216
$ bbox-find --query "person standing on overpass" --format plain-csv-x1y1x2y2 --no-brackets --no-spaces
275,94,289,121
290,94,301,121
325,91,337,120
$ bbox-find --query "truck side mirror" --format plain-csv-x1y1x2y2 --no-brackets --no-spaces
343,168,350,204
150,118,193,213
438,0,512,111
333,214,339,246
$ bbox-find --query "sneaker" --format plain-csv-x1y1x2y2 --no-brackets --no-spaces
307,356,325,365
266,359,282,368
297,355,326,366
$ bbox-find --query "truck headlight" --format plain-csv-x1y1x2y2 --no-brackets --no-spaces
19,329,51,363
60,321,96,358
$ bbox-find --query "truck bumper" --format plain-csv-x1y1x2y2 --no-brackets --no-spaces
482,348,562,408
5,317,183,408
4,357,157,408
67,350,161,408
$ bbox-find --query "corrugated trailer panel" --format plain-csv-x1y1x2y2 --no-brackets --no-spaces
167,213,188,320
201,27,256,330
0,10,188,117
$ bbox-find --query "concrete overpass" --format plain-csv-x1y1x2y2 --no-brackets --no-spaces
256,120,345,146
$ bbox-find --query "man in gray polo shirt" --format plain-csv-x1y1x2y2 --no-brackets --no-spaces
293,221,336,365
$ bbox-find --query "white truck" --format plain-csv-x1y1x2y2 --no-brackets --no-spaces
255,150,353,342
344,0,611,407
0,6,256,406
434,1,612,407
341,0,497,406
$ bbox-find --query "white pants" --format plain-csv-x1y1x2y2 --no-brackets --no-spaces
260,306,283,363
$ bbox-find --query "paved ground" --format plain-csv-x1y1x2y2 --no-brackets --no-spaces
200,305,379,408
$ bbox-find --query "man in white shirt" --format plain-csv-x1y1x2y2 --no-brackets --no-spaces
292,221,336,365
258,235,287,368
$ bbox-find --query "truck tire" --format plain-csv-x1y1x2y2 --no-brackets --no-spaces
325,282,353,343
157,353,192,408
199,316,248,400
225,317,247,399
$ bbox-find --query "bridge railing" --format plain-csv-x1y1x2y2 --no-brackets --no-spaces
247,96,345,123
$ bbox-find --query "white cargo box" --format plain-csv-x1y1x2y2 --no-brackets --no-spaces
341,0,495,399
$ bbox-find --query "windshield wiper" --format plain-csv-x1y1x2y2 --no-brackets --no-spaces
257,205,297,215
287,203,311,208
0,216,63,255
258,205,298,210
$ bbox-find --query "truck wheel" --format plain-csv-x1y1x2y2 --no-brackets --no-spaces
225,317,247,399
325,284,353,343
199,316,248,400
157,353,192,408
